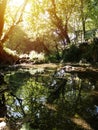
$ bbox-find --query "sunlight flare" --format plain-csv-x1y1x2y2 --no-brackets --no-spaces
25,4,31,12
9,0,25,7
8,0,31,13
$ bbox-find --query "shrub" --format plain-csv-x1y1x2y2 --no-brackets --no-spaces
29,51,45,63
63,44,81,62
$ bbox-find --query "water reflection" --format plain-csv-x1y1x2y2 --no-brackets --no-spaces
0,66,98,130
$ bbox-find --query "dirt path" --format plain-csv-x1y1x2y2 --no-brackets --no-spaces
19,63,60,69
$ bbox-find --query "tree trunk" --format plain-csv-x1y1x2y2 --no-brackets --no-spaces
64,21,70,44
0,0,29,44
80,0,86,41
0,0,7,39
50,0,70,44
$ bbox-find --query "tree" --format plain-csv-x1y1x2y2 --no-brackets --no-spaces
86,0,98,29
0,0,29,46
0,0,7,39
75,0,98,41
48,0,72,44
0,0,29,64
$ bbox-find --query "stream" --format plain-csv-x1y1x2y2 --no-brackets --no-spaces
0,63,98,130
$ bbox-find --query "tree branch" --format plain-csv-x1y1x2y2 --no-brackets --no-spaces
10,92,26,117
0,0,29,45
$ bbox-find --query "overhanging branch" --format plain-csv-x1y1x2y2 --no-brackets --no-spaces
0,0,29,46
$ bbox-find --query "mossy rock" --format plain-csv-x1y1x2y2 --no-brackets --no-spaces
0,46,19,65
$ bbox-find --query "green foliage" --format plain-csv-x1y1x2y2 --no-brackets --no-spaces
45,50,62,63
6,26,28,54
6,71,32,92
63,44,81,62
1,0,98,65
62,38,98,63
81,38,98,62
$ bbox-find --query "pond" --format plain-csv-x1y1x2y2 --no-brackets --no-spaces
0,64,98,130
